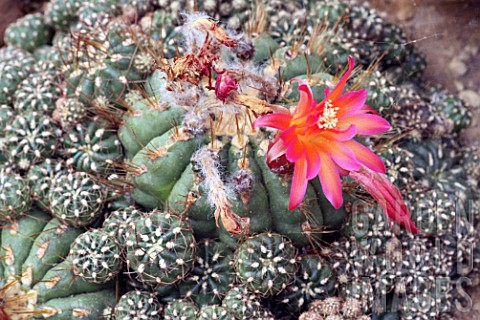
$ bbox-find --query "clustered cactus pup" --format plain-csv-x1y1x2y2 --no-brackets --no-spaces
0,211,116,319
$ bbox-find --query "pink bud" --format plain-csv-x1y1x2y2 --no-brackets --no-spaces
214,70,238,102
350,166,419,234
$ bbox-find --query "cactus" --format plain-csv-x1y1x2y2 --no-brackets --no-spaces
44,0,83,30
0,169,31,222
4,13,53,52
27,159,66,209
114,290,163,320
299,296,373,320
0,48,36,105
178,239,235,305
4,112,59,170
197,305,233,320
163,299,199,320
102,205,147,247
428,86,472,132
69,229,123,283
48,171,107,227
277,254,337,314
222,286,273,320
13,67,61,115
0,211,116,319
62,117,122,173
125,210,197,286
234,232,298,296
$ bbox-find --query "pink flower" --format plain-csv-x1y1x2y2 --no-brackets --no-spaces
253,56,419,234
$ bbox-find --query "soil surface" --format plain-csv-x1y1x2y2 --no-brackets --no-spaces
362,0,480,145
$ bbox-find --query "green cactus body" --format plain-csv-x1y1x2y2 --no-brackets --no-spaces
311,1,350,27
102,206,147,247
218,143,271,248
269,47,324,81
277,254,336,314
4,112,59,170
163,299,199,320
118,99,184,158
286,72,332,103
13,72,61,115
125,211,196,285
62,118,122,173
0,49,35,105
4,14,53,53
178,239,234,305
343,202,392,254
63,17,142,106
0,170,31,222
252,33,280,63
350,70,396,113
388,87,445,138
409,189,456,236
48,171,106,227
114,290,163,320
234,232,298,296
128,127,198,206
0,210,50,278
387,49,426,84
69,229,122,283
0,105,14,164
321,39,360,75
428,86,472,132
27,159,66,210
379,146,414,188
199,0,250,31
44,0,83,30
22,217,83,286
126,275,181,303
197,305,233,320
167,163,218,238
255,141,324,247
0,212,115,319
222,286,270,320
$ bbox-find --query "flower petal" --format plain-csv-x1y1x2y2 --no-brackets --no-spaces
335,89,368,118
338,114,390,135
318,150,343,209
343,140,386,173
281,126,304,162
320,125,357,141
327,56,355,102
289,156,308,210
321,140,360,171
291,78,315,119
304,144,321,180
253,113,292,130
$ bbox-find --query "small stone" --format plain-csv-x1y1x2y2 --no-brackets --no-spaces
448,57,467,77
454,80,465,92
459,90,480,108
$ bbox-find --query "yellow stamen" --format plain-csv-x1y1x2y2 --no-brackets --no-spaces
317,100,339,129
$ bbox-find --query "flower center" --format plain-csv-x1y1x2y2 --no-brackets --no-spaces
317,100,339,129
